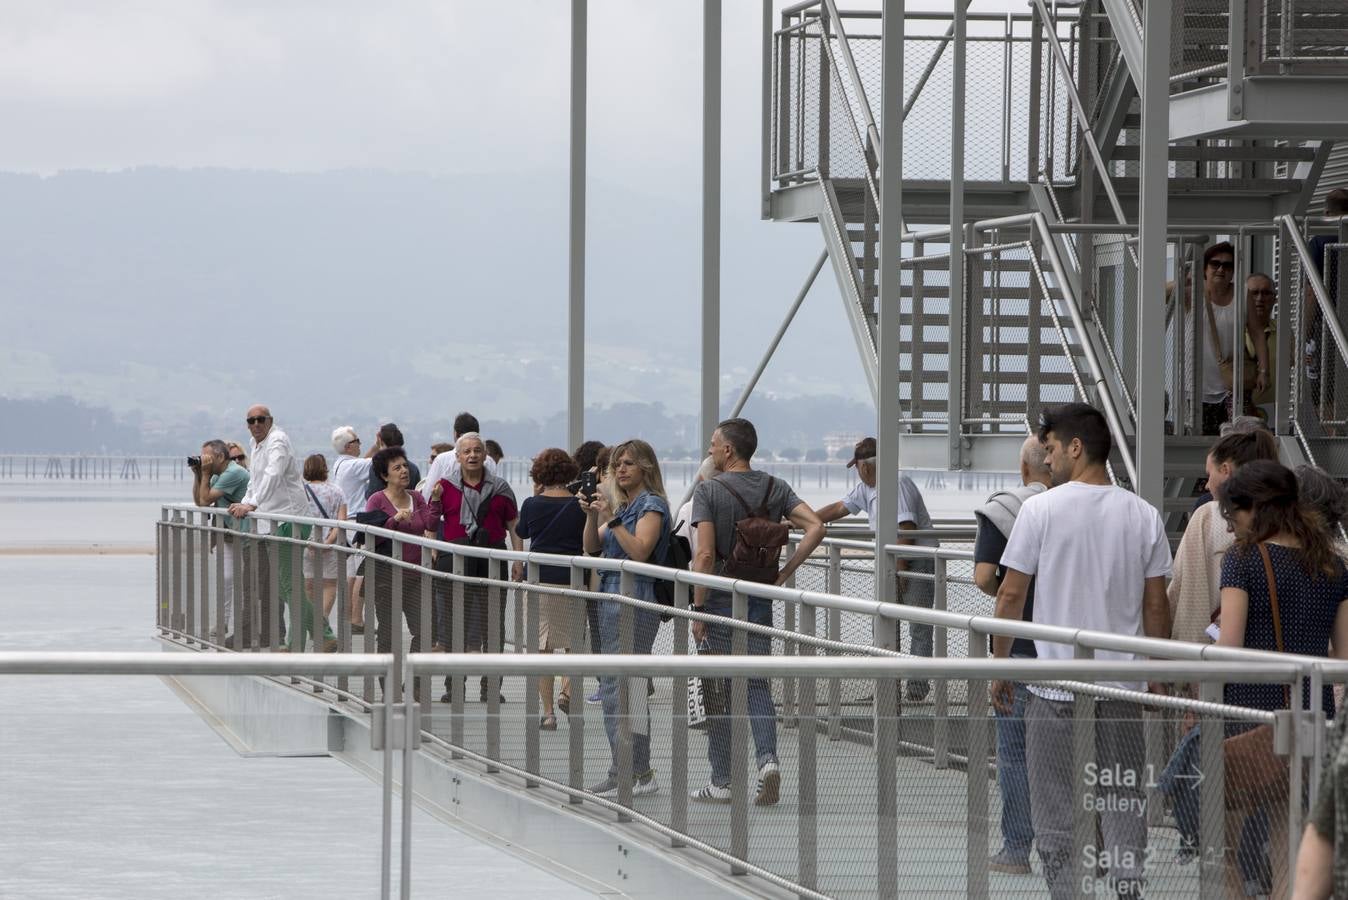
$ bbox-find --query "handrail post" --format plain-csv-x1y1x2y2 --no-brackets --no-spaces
873,600,898,900
671,577,690,844
826,544,844,739
450,552,465,758
1198,680,1226,899
617,569,636,819
525,560,540,789
486,552,501,773
568,560,585,803
965,622,989,899
932,557,950,768
798,598,819,892
729,586,750,874
1070,646,1094,896
184,510,196,640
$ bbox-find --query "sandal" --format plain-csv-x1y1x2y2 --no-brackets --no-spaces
557,692,571,716
540,714,558,731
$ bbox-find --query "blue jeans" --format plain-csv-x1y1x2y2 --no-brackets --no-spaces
597,579,660,778
994,680,1034,855
704,595,778,786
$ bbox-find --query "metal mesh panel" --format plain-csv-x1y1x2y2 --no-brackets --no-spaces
1170,0,1233,84
1262,0,1348,68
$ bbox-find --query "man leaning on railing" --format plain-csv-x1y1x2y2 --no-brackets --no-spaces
227,404,337,653
189,438,249,641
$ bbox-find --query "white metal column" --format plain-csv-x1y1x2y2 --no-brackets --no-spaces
567,0,587,451
947,2,966,468
701,0,722,451
1136,0,1169,510
875,6,904,896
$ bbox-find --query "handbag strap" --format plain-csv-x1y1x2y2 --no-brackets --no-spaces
1256,541,1293,707
304,484,330,520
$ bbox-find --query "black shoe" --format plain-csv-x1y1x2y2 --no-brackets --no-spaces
905,680,930,703
647,678,655,697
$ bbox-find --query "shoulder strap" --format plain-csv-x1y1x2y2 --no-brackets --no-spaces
1257,542,1292,707
304,484,330,520
714,476,754,517
756,475,775,516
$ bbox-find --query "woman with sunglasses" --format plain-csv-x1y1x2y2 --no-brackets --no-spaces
1213,460,1348,894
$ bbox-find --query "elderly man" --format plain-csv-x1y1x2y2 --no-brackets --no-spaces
973,435,1053,876
331,425,377,634
228,405,336,652
429,431,522,703
814,436,936,702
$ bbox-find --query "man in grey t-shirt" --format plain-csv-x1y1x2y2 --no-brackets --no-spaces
689,417,825,807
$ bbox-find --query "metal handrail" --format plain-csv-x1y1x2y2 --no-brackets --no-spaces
168,503,1334,668
1280,214,1348,378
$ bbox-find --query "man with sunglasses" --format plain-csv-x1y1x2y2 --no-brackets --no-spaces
229,406,336,652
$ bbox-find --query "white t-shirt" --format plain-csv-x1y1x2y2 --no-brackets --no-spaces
1000,480,1172,696
331,455,372,521
841,476,935,547
1203,298,1236,403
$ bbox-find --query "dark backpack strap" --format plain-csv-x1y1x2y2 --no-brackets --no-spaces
756,475,775,517
714,476,754,517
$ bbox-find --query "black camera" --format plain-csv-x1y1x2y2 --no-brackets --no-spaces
187,456,202,468
567,470,597,501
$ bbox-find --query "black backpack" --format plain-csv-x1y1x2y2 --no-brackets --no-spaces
653,522,693,613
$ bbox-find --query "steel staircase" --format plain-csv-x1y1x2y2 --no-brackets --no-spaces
766,0,1348,496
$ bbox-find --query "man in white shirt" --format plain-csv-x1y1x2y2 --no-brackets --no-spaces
814,436,936,702
992,402,1172,899
228,405,336,652
420,411,498,500
330,425,376,633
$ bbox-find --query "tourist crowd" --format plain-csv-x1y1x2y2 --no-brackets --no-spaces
185,208,1348,896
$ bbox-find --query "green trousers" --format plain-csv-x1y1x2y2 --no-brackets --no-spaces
275,522,335,650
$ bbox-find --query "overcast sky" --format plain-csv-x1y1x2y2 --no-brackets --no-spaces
0,1,1027,424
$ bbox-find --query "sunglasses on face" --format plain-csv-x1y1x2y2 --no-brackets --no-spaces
1208,260,1235,272
246,416,269,425
230,455,245,462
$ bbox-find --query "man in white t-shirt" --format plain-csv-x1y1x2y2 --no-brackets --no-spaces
992,402,1171,899
815,436,936,702
330,425,376,634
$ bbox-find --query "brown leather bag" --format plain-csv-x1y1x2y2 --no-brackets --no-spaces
1222,542,1291,812
713,476,790,585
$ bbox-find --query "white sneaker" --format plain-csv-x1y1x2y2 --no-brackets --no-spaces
690,782,731,804
755,761,781,806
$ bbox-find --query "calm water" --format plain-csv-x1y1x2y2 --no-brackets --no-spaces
0,480,594,899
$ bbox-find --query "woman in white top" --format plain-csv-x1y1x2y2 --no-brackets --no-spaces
302,454,348,625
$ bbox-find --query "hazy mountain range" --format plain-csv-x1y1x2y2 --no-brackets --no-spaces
0,166,873,455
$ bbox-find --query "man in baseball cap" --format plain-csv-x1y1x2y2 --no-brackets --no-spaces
816,436,936,702
331,426,376,633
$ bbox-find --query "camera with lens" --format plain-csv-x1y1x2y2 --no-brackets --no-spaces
187,456,202,469
566,470,597,501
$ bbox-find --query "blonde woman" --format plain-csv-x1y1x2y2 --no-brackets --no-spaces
580,438,671,798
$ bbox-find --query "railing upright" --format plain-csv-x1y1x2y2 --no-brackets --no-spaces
525,560,540,789
567,560,585,804
671,577,690,843
729,585,750,874
798,598,819,892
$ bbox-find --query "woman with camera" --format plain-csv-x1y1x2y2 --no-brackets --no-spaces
580,438,670,799
514,448,587,729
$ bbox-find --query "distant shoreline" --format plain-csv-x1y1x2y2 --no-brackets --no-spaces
0,544,154,556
